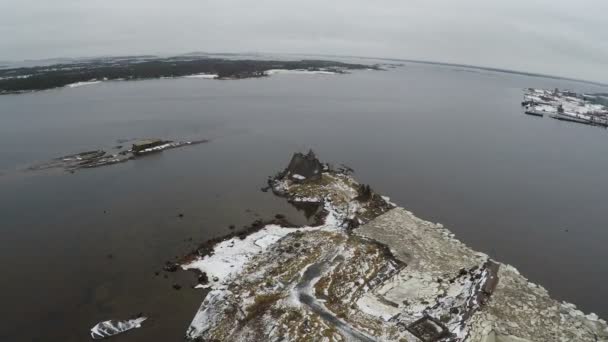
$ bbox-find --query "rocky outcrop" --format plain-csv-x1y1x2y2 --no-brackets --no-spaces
283,150,325,182
357,208,608,341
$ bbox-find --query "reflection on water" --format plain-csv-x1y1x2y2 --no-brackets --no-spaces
1,63,608,341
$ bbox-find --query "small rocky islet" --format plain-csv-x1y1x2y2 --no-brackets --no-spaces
28,138,208,173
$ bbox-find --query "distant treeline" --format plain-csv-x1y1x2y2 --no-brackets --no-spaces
0,58,376,94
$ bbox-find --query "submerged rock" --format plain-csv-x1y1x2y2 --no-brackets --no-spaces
164,262,180,272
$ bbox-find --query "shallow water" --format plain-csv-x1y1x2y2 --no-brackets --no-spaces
1,62,607,341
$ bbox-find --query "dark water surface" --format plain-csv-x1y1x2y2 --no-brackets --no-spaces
1,62,608,341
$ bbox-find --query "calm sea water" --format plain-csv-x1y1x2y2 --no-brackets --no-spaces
1,61,608,341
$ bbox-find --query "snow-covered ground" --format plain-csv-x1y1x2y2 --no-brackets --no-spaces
181,171,370,289
523,88,608,124
183,224,316,287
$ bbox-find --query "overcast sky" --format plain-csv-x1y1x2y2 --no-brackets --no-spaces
1,0,607,82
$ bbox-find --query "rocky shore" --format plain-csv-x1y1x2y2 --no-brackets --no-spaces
181,152,608,341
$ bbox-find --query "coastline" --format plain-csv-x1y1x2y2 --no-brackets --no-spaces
0,57,380,95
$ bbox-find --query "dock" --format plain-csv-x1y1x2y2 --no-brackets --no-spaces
550,113,591,125
524,109,545,117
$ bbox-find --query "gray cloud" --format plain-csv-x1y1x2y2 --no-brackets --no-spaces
0,0,606,82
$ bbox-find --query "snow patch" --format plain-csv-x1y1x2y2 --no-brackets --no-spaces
183,73,218,79
66,80,102,88
183,225,303,286
136,143,173,153
0,74,32,80
264,69,338,76
356,295,399,321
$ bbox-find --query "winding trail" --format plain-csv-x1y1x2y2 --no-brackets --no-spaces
295,257,377,342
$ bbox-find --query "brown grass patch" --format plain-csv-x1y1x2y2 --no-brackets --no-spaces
245,293,283,322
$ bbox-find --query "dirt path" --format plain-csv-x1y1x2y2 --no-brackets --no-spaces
296,257,377,342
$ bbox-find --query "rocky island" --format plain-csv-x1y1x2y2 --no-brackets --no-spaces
27,138,208,173
178,152,608,342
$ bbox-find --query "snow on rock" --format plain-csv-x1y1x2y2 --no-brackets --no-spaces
292,173,306,180
135,140,205,154
358,207,608,341
136,143,174,153
186,290,237,339
90,317,147,339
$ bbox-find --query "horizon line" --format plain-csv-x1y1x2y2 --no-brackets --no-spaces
2,51,606,88
283,52,608,88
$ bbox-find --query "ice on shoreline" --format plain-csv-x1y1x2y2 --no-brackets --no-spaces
183,73,218,79
264,69,339,76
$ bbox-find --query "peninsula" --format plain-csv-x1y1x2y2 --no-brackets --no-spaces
180,152,608,342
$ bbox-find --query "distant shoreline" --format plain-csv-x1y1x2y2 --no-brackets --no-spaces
0,57,379,95
2,52,605,89
282,52,608,87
